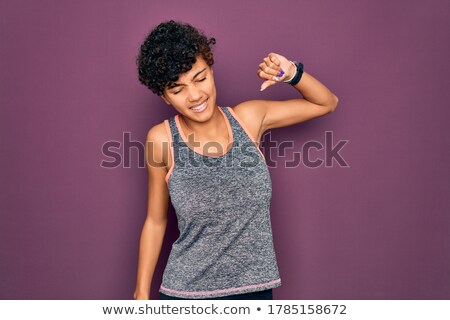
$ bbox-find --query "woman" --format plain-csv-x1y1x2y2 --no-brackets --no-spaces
133,20,338,300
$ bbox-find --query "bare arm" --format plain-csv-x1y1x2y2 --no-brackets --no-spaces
261,69,338,131
134,124,170,300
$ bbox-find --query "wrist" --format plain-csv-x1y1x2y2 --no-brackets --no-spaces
283,61,304,86
283,61,297,83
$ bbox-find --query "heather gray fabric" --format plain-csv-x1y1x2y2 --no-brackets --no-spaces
159,105,281,299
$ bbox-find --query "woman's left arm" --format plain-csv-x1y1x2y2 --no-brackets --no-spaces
234,53,339,133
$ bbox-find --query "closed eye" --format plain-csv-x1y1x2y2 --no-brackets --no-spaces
172,77,206,95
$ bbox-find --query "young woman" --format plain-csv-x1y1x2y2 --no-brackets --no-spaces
134,20,338,300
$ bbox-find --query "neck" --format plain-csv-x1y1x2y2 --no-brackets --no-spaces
180,104,223,139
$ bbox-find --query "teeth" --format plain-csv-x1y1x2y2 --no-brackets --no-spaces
191,101,206,110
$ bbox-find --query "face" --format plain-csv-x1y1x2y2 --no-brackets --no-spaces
161,56,216,121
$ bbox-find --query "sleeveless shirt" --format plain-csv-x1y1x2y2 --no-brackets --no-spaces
159,105,281,299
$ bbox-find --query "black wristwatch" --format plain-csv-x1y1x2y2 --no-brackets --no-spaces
288,61,304,86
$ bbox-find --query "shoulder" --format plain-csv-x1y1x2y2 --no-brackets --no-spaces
231,100,266,120
146,121,168,142
146,121,170,167
230,100,268,142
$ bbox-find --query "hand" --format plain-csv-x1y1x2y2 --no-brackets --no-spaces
257,53,295,91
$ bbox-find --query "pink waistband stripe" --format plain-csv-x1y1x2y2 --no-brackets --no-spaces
160,278,281,296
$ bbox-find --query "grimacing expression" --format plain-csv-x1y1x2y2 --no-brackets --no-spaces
161,57,216,118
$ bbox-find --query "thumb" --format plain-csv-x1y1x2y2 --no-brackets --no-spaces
260,79,277,91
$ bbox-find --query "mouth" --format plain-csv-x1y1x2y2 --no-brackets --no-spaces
190,99,208,113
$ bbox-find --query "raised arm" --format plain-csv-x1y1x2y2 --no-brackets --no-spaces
234,53,339,134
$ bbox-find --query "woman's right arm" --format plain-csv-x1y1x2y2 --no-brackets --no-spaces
134,123,170,300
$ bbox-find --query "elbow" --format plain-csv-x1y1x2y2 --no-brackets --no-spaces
329,94,339,112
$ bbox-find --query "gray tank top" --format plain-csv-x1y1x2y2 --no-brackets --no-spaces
160,105,281,299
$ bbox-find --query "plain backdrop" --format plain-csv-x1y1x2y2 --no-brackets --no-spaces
1,0,449,299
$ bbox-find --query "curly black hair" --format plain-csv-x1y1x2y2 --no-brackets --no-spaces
136,20,216,96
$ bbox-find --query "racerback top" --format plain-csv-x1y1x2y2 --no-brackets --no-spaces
160,105,281,299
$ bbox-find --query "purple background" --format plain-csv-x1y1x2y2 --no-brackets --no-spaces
1,0,449,299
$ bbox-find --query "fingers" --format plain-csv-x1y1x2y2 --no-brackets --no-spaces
257,68,280,84
257,53,284,78
257,53,286,91
257,64,277,78
259,57,280,75
269,53,280,66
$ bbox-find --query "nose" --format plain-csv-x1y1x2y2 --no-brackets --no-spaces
187,86,203,103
